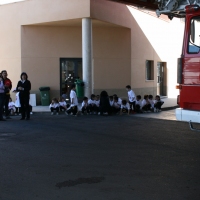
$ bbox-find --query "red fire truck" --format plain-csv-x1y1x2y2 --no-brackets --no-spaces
109,0,200,129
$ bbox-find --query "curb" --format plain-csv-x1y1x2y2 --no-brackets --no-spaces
162,106,179,111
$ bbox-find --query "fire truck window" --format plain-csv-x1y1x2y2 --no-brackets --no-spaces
188,18,200,54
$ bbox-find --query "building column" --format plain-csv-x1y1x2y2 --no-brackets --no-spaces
82,18,93,98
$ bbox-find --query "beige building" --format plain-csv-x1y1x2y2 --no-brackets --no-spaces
0,0,184,104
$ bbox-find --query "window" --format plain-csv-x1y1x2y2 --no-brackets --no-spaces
146,60,154,80
188,17,200,54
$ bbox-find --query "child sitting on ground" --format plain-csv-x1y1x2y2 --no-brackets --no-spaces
154,95,164,112
148,95,154,111
120,99,130,115
113,94,122,105
81,96,90,114
135,95,142,113
88,94,97,114
95,95,100,113
8,97,15,115
112,96,121,114
49,97,60,115
141,95,151,113
59,96,69,114
109,96,114,107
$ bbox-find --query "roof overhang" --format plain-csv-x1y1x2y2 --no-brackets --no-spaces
107,0,158,11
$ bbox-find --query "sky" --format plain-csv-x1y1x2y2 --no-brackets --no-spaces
0,0,24,5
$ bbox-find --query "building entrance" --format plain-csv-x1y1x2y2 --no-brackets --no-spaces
60,58,82,101
157,62,167,96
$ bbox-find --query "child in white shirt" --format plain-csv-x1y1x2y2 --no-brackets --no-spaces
81,97,90,114
49,98,60,115
113,94,122,105
120,99,130,115
13,90,21,115
8,97,15,115
88,94,97,114
148,95,154,110
141,95,151,112
59,97,69,114
13,88,32,115
135,95,142,113
95,95,100,113
154,95,164,112
126,85,136,112
109,96,114,107
67,84,79,116
112,96,121,114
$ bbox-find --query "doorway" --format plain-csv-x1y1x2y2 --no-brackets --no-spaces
60,58,82,100
157,62,167,96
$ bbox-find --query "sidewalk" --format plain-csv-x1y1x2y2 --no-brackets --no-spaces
32,98,178,113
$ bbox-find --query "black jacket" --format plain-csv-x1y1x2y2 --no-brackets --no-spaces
16,80,31,96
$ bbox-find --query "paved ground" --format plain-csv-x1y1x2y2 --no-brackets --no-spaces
0,113,200,200
132,110,176,121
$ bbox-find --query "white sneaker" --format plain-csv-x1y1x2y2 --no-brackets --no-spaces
98,112,101,115
56,112,59,115
51,112,54,115
30,112,33,115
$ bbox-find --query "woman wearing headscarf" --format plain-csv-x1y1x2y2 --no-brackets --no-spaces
0,73,6,121
16,72,31,120
99,90,111,115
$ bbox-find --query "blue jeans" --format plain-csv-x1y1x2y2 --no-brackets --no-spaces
0,93,5,119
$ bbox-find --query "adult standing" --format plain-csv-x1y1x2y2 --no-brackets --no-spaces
1,70,12,119
16,72,31,120
0,73,6,121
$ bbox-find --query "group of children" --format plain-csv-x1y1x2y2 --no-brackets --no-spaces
49,84,164,116
6,91,33,116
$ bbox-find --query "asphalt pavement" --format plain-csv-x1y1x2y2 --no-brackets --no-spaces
0,113,200,200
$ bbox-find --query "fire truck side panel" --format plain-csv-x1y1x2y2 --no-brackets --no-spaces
179,85,200,110
183,57,200,84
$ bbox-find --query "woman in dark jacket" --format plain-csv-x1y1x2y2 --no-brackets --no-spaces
99,90,111,115
17,72,31,120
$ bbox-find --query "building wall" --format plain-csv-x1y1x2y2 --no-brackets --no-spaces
0,0,185,104
0,0,91,101
21,26,82,103
21,25,130,103
91,0,184,98
93,27,131,97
